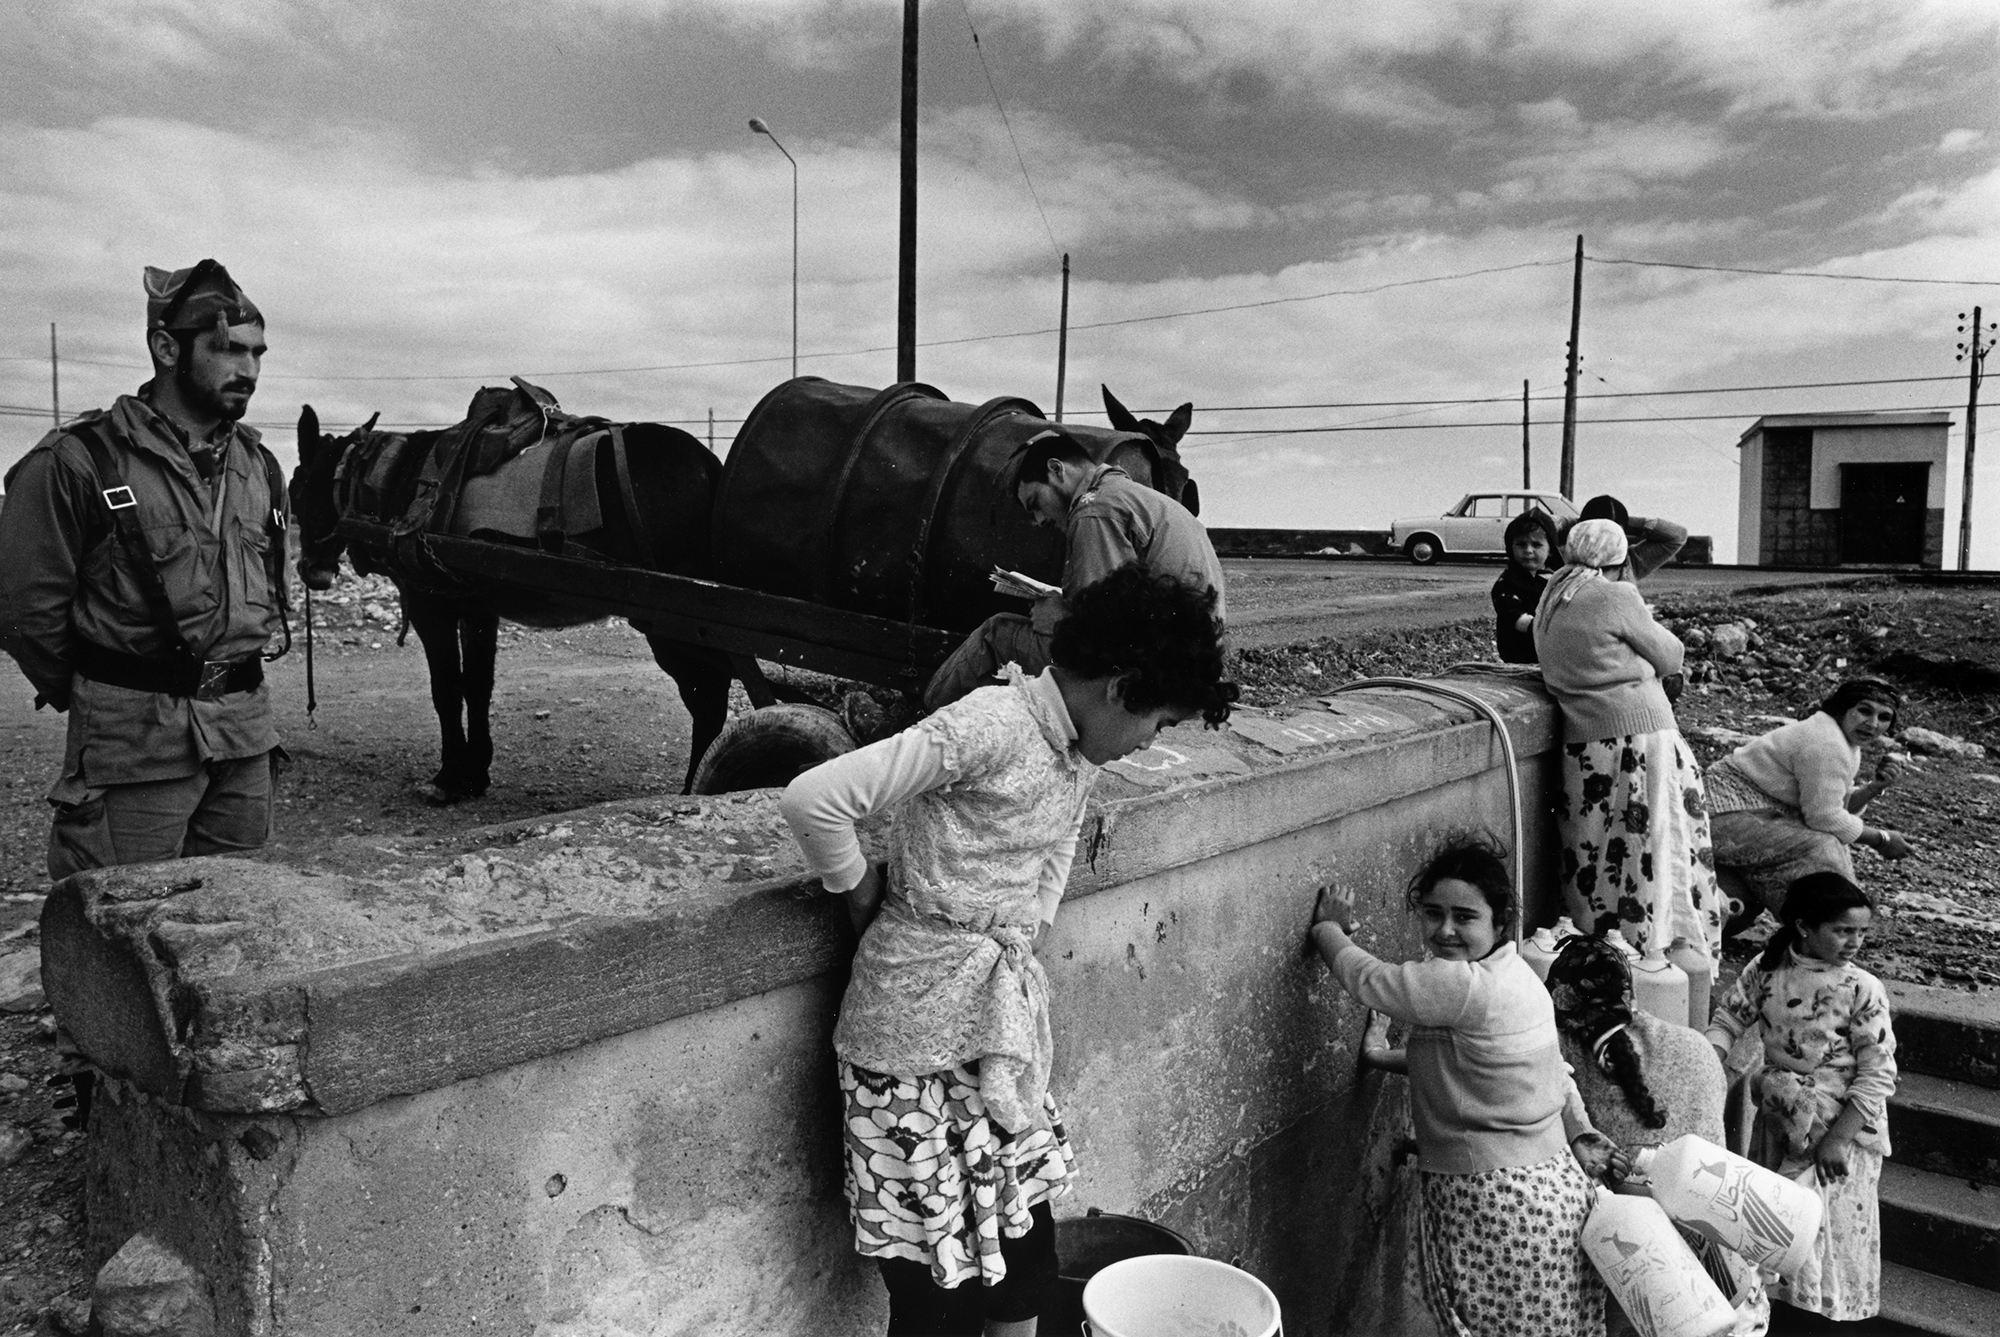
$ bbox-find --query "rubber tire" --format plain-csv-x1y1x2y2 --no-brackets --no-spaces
690,704,857,795
1404,533,1442,565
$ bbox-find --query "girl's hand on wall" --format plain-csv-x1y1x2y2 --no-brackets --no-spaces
1311,885,1356,934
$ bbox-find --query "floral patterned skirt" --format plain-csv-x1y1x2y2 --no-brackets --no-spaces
1418,1153,1605,1337
839,1060,1075,1289
1558,730,1723,956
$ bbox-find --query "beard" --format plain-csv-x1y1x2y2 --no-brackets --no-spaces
178,366,256,423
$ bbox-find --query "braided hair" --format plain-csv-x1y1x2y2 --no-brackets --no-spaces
1546,935,1668,1131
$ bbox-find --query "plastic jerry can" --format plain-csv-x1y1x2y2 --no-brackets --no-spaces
1667,937,1713,1030
1630,948,1690,1029
1522,927,1563,981
1603,928,1641,961
1553,915,1581,941
1630,1134,1824,1280
1581,1188,1737,1337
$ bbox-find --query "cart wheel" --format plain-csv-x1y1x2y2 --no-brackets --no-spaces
691,704,857,795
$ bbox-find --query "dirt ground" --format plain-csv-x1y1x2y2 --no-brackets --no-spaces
2,562,1997,1332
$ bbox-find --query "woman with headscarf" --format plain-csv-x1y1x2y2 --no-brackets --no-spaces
1535,519,1723,962
1706,677,1914,922
1546,936,1768,1336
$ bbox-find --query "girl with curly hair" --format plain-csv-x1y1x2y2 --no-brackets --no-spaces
1310,835,1616,1337
782,566,1235,1335
1535,518,1722,964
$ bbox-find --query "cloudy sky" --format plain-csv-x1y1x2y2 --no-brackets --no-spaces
4,0,1999,561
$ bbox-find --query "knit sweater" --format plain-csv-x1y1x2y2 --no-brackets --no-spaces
1561,1011,1727,1151
1327,939,1590,1175
1707,711,1865,843
1533,576,1684,742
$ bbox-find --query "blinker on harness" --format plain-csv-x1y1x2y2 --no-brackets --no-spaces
66,418,291,702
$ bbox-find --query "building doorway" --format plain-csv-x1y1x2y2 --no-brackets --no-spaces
1839,463,1929,564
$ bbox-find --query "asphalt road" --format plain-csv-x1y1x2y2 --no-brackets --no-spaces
1221,558,1877,648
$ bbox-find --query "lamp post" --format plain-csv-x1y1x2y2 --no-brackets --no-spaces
748,117,798,380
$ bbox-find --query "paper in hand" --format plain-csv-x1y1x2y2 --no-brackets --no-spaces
989,566,1060,599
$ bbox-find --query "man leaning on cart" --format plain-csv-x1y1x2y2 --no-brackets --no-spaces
923,426,1227,711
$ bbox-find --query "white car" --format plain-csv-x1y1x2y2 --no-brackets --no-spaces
1389,491,1579,564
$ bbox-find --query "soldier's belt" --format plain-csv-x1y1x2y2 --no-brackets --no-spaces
73,640,263,702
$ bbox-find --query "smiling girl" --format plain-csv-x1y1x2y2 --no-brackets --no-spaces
1706,677,1914,920
1704,872,1898,1326
783,566,1234,1336
1309,836,1615,1337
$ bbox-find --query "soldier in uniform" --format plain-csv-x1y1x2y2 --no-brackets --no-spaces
0,260,291,882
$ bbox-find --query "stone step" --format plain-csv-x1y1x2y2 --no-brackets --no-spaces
1888,981,2000,1090
1880,1161,2000,1291
1878,1260,2000,1337
1890,1071,2000,1184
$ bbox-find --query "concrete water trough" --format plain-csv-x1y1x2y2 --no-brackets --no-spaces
40,673,1564,1336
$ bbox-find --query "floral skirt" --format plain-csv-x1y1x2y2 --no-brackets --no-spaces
1751,1112,1883,1321
1418,1153,1605,1337
839,1060,1075,1289
1558,730,1723,956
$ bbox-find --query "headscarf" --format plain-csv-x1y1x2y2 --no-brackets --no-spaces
144,259,262,338
1546,934,1635,1067
1545,517,1630,605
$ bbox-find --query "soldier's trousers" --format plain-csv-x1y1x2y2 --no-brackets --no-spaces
47,750,277,883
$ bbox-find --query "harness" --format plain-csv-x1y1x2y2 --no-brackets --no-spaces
66,417,292,701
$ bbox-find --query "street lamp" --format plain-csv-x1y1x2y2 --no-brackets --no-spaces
748,117,798,380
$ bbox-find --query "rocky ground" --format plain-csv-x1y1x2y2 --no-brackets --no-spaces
2,569,1997,1332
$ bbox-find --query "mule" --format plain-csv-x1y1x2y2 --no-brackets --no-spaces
1101,385,1198,515
290,405,739,802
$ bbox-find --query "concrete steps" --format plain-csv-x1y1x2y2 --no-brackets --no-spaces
1875,981,2000,1334
1889,1071,2000,1184
1877,1261,2000,1337
1879,1161,2000,1289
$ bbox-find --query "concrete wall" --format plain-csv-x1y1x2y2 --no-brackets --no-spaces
1808,424,1948,509
1737,432,1763,565
47,678,1564,1337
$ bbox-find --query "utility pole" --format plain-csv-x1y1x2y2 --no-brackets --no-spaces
50,322,60,427
707,408,715,453
1958,306,1995,570
1521,379,1531,488
896,0,918,384
1560,235,1583,499
1054,253,1070,422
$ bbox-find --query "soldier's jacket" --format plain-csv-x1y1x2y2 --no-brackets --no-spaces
0,391,287,798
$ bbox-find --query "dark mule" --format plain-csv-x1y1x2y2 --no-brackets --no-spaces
1101,385,1198,515
290,405,735,801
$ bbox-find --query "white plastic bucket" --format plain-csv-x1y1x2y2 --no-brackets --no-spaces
1081,1254,1282,1337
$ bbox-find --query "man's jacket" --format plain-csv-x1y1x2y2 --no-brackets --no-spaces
0,391,287,797
1029,464,1228,637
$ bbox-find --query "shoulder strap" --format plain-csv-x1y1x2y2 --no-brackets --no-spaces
67,420,200,669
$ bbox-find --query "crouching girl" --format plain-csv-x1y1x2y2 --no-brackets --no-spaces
1309,836,1614,1337
782,566,1236,1336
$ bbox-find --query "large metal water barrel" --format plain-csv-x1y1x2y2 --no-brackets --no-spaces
710,377,1172,636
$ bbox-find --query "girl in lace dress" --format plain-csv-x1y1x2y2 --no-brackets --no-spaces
782,567,1235,1336
1705,872,1897,1326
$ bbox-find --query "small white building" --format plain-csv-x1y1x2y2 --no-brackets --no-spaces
1735,410,1950,567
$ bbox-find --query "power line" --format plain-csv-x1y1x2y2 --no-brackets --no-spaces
1589,254,2000,287
1177,406,1946,441
959,0,1062,260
